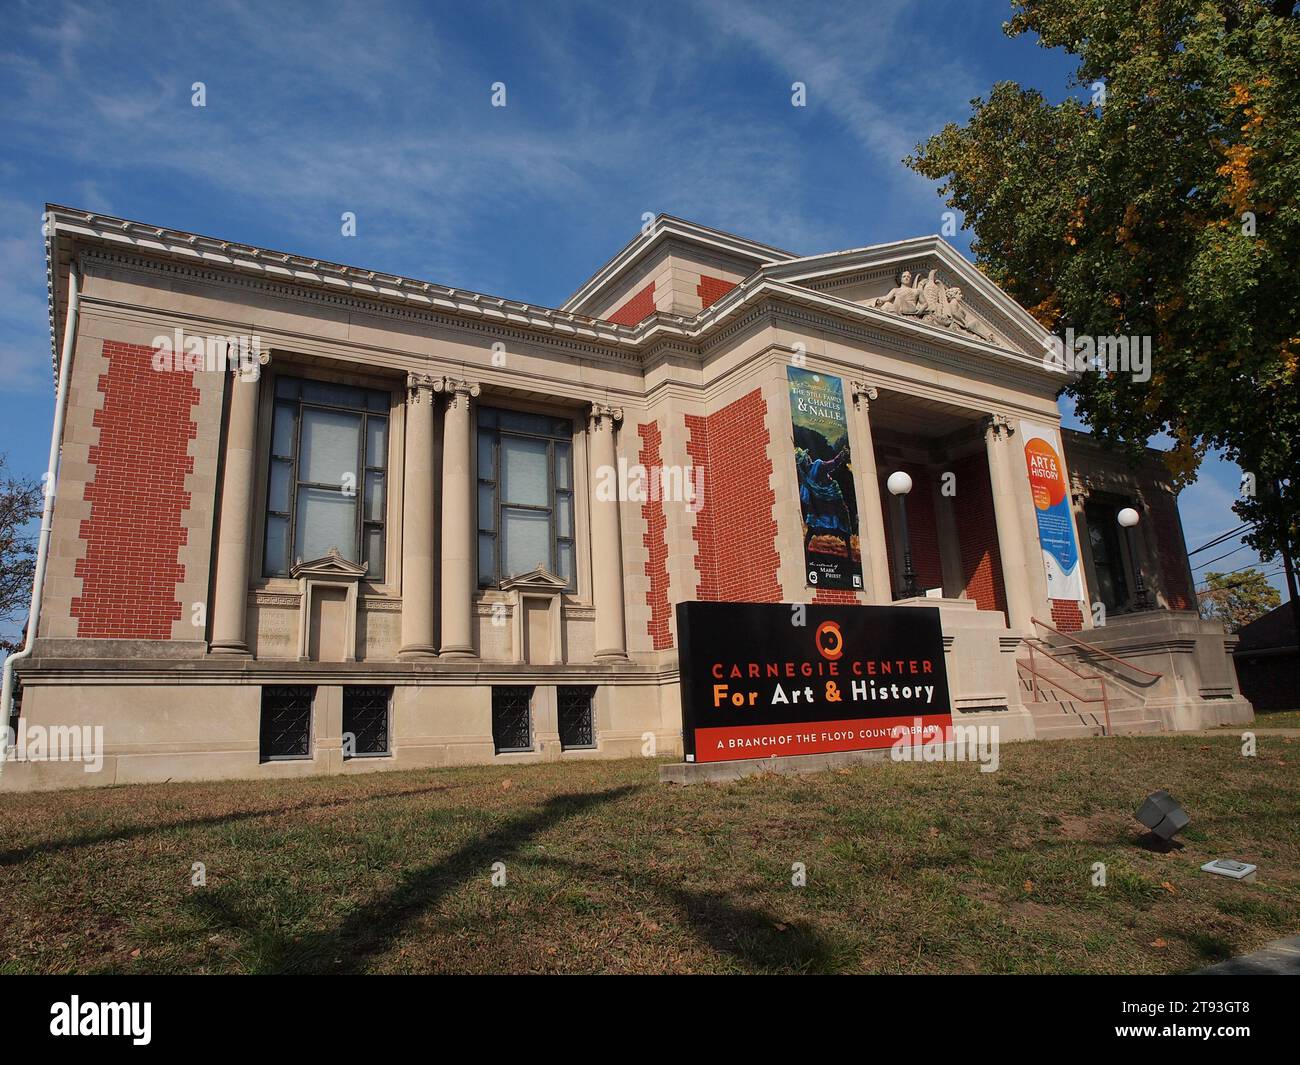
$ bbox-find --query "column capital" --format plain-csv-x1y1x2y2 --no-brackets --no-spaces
983,412,1016,440
406,372,440,402
433,376,482,410
850,381,879,410
587,403,624,432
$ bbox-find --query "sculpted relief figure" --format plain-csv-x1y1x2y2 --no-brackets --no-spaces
870,267,1000,345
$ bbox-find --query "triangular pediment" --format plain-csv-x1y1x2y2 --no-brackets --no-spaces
500,567,569,593
290,548,368,581
763,238,1051,358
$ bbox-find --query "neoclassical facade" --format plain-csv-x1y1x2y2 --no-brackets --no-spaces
1,208,1251,790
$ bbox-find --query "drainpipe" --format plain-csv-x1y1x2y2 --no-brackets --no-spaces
1,260,79,767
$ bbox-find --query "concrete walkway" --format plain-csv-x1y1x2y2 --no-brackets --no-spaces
1197,935,1300,975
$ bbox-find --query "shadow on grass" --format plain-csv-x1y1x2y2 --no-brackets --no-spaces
0,781,462,868
191,786,639,973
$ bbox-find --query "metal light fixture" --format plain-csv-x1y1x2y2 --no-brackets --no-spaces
1135,789,1188,841
1116,506,1149,610
886,471,922,599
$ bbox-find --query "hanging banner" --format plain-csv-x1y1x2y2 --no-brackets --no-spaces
787,367,863,590
676,601,952,763
1022,420,1085,602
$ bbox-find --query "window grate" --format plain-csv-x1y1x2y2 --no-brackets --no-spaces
343,686,391,757
558,685,596,749
260,686,314,760
492,686,534,753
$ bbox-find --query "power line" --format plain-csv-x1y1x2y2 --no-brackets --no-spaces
1195,566,1285,596
1187,522,1254,557
1191,542,1254,572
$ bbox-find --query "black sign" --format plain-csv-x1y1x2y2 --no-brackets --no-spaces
676,600,952,763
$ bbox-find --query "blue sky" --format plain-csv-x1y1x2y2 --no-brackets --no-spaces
0,0,1281,645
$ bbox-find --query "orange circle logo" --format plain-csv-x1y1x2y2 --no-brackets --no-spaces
1024,438,1066,511
815,620,843,660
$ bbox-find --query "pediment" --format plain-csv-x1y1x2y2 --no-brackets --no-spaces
290,548,368,581
767,240,1051,359
500,566,569,593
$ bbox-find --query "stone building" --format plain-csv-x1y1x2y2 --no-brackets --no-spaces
0,207,1252,789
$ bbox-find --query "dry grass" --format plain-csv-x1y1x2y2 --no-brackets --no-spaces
0,732,1296,974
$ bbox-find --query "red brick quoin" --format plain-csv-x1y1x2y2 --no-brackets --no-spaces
638,421,673,649
72,340,198,638
697,275,737,310
686,390,782,603
606,282,656,326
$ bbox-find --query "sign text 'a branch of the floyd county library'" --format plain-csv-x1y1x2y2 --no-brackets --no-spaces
675,601,952,763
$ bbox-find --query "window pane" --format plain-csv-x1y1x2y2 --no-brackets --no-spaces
364,471,384,521
478,532,496,586
555,442,571,489
557,540,574,585
500,436,549,507
296,486,357,562
264,514,288,575
497,409,558,436
271,404,297,457
501,507,550,577
268,459,291,513
275,377,300,399
557,492,572,538
364,525,385,580
366,417,387,468
477,482,495,532
301,380,365,408
477,432,495,480
366,390,390,412
300,408,361,486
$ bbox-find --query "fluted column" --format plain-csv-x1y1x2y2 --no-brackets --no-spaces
398,373,438,657
210,360,264,654
435,376,480,657
850,382,892,603
983,413,1034,632
587,403,627,659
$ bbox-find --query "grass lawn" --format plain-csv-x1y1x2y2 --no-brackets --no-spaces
1,732,1296,974
1245,709,1300,730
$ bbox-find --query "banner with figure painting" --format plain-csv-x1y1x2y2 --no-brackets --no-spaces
787,367,863,591
1022,420,1085,602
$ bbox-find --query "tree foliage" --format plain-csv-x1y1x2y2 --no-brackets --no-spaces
1199,566,1282,629
0,454,43,654
907,0,1299,566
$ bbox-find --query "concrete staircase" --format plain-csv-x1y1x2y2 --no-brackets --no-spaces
1017,645,1163,739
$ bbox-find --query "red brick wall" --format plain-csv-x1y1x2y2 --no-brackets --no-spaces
952,453,1008,616
1050,599,1084,632
879,461,944,595
686,390,782,603
638,421,673,649
1150,495,1194,610
72,340,198,638
606,282,656,326
813,588,863,605
697,275,737,310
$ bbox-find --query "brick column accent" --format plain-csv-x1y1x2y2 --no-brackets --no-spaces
435,376,480,657
587,403,628,659
849,382,891,603
983,414,1034,632
210,363,263,654
399,373,438,657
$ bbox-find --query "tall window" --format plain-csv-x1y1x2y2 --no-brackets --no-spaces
477,408,575,589
264,376,390,580
1086,500,1131,614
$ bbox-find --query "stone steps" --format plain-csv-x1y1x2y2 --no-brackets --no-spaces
1018,661,1164,738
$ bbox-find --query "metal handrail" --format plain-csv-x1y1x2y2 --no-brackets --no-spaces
1029,616,1164,680
1018,651,1113,736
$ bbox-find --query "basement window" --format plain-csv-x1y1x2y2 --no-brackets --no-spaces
259,686,314,761
558,685,596,750
343,686,391,758
492,686,534,754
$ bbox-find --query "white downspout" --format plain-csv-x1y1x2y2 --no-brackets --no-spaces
1,260,79,767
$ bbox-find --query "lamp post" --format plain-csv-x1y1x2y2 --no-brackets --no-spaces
887,471,922,600
1116,506,1149,611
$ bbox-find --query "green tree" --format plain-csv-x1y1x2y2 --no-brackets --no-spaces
1,454,44,654
906,0,1299,588
1199,567,1281,630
